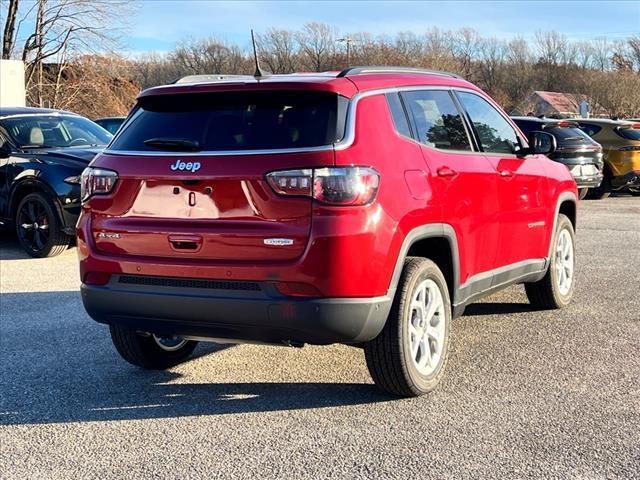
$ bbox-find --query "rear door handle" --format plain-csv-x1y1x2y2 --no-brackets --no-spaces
437,166,458,178
498,169,514,178
169,235,202,251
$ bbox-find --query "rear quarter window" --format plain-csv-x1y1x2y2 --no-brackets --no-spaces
615,127,640,141
110,91,348,152
386,93,412,139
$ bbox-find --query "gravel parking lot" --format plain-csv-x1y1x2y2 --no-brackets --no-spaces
1,196,639,479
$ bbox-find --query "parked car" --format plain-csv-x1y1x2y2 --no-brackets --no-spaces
512,117,603,199
0,107,112,257
575,119,640,198
78,67,577,397
94,116,126,135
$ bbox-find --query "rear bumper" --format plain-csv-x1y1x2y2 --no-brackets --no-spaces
573,172,603,188
81,275,392,345
612,171,640,190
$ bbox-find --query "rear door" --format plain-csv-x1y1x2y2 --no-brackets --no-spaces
91,90,347,262
455,90,549,267
401,89,500,285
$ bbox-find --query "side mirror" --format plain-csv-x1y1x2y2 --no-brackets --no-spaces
527,131,556,155
0,141,12,159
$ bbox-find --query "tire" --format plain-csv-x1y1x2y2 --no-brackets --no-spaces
586,168,611,200
578,188,589,200
629,189,640,197
525,214,575,309
15,192,71,258
364,257,451,397
109,325,198,369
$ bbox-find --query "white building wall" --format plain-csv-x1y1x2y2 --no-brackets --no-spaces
0,60,26,107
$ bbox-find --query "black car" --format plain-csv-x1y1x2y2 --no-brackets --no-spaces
0,107,112,257
94,116,126,135
512,117,604,199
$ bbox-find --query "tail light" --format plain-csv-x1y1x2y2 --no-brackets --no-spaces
81,167,118,201
266,167,379,206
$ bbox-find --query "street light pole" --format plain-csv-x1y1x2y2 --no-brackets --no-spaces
337,37,354,66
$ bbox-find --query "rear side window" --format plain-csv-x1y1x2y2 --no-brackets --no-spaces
578,123,602,137
615,126,640,141
401,90,472,151
110,91,348,152
457,92,521,154
386,93,412,138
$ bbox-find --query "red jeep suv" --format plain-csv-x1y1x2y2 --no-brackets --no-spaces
78,67,578,397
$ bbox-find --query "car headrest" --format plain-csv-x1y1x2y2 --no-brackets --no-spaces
29,127,44,145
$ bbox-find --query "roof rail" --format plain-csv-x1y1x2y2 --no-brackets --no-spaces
172,74,254,85
336,66,462,79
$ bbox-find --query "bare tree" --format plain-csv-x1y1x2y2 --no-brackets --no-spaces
626,36,640,72
2,0,20,58
169,37,250,76
257,28,298,73
11,0,131,106
296,22,337,71
591,37,612,71
451,28,481,80
477,37,507,97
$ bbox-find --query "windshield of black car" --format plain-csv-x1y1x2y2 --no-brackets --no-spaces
0,115,112,149
109,91,348,152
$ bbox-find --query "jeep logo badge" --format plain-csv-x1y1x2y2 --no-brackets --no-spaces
170,159,201,173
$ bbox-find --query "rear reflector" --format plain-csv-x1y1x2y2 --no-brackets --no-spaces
84,272,111,285
274,282,322,297
266,167,379,206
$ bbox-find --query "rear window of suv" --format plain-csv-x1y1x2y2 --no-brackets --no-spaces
110,91,348,152
545,125,595,144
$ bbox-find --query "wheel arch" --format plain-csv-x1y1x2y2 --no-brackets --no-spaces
548,191,577,259
9,178,65,226
387,224,461,315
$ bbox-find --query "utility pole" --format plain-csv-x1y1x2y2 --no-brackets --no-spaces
337,37,355,66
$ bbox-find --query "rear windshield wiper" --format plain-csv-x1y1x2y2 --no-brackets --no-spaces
143,138,200,151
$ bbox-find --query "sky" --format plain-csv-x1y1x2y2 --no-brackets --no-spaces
125,0,640,53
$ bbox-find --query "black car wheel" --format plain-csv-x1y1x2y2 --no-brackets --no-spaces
578,188,589,200
15,192,71,257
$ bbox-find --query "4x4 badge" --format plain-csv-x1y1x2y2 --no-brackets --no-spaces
170,159,201,173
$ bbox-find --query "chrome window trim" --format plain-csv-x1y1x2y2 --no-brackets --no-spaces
102,85,499,157
0,112,82,120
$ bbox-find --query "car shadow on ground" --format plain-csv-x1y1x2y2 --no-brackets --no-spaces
463,302,541,316
0,291,394,426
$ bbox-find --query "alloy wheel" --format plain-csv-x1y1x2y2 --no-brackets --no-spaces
17,198,51,253
408,279,446,376
555,228,574,296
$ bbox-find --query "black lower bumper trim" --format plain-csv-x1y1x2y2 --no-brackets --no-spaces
612,172,640,189
81,277,391,345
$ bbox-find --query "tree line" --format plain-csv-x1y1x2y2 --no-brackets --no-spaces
2,0,639,119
